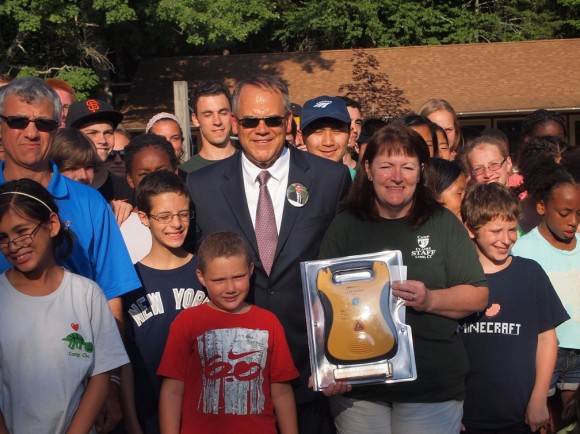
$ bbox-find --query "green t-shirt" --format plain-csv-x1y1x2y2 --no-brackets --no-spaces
319,208,487,403
179,154,219,174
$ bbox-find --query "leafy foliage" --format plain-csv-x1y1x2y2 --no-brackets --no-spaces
338,49,409,119
0,0,578,100
156,0,279,48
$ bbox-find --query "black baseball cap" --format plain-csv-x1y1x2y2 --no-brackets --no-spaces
66,99,123,129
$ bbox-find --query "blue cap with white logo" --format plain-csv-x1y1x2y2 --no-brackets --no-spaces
300,96,351,131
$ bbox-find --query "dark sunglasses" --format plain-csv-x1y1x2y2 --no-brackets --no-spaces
0,115,59,132
237,115,286,129
106,150,126,162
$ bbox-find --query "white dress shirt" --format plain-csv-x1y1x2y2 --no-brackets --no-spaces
241,147,290,234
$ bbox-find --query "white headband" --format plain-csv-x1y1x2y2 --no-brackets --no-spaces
0,192,53,213
145,112,180,133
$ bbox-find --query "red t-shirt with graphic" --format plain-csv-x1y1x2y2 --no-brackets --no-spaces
158,303,299,433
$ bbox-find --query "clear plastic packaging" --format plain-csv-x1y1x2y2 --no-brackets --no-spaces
301,250,416,391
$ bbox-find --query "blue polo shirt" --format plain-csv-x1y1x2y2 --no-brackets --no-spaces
0,161,140,300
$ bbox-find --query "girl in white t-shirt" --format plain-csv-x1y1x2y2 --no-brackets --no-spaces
0,178,128,434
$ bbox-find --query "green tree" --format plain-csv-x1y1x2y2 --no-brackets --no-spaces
1,0,578,100
156,0,279,49
0,0,137,97
275,0,579,51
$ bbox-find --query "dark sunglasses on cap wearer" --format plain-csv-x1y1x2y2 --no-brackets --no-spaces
236,116,286,129
0,115,59,133
106,150,125,162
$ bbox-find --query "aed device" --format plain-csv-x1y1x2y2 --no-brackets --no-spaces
301,251,416,391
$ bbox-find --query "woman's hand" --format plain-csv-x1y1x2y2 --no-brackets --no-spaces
307,376,352,396
392,280,432,312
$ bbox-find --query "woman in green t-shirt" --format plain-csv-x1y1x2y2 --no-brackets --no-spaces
319,123,488,434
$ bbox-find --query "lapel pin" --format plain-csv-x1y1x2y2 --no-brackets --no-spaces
287,183,309,207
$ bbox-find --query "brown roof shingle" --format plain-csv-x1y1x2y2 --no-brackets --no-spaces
122,39,580,130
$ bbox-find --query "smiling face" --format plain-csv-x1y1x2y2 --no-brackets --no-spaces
467,143,512,186
0,94,56,173
439,173,467,220
149,119,183,158
126,147,175,188
470,217,517,272
537,183,580,250
303,118,350,162
79,122,115,161
232,85,291,169
0,208,59,276
192,94,232,148
196,254,254,314
365,151,421,219
139,192,190,251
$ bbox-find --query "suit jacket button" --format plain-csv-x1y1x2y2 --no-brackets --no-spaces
267,288,275,295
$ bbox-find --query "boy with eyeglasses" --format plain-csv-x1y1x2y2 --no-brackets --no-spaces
121,170,207,433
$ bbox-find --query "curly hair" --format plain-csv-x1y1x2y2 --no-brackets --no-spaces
521,155,575,203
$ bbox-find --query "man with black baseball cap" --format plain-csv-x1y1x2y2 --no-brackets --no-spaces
67,99,133,208
66,99,123,162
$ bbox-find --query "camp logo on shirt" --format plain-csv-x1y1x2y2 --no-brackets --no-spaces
411,235,436,259
62,323,93,358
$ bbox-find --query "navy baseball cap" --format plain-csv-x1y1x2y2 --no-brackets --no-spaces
300,96,351,131
66,99,123,129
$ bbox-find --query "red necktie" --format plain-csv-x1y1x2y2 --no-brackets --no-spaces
255,171,278,275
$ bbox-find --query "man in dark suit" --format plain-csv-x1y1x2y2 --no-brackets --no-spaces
187,75,351,433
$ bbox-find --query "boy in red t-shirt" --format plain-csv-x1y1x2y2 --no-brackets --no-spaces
158,231,299,434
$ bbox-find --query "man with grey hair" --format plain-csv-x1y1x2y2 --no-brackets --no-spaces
0,77,139,432
187,74,351,433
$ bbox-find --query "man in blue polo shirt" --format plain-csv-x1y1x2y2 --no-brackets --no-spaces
0,77,140,432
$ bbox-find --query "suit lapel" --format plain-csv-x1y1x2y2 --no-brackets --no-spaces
220,153,260,256
274,148,313,263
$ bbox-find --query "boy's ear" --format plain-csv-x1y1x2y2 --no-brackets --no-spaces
137,211,150,227
536,200,546,216
464,223,476,240
196,269,206,287
249,262,255,275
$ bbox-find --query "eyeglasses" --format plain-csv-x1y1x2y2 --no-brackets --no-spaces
236,115,287,129
0,115,59,132
470,158,507,176
0,223,42,251
106,150,125,162
148,210,194,224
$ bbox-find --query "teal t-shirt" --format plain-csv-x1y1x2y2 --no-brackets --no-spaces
319,208,487,403
512,227,580,349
